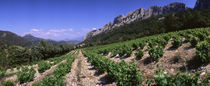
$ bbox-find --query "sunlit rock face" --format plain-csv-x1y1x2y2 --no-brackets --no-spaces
84,2,188,40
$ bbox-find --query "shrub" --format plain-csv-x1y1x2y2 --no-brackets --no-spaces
119,45,132,57
154,69,172,86
196,41,210,63
1,81,15,86
33,53,75,86
33,76,64,86
195,32,207,41
184,34,193,42
163,34,171,41
148,40,157,48
139,42,146,49
156,38,168,47
38,61,51,73
132,42,139,50
18,67,36,84
190,36,200,47
0,67,6,77
111,48,118,57
154,69,208,86
149,46,164,61
83,51,142,86
135,50,144,60
172,35,183,48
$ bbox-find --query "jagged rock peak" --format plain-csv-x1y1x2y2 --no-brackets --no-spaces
194,0,210,10
84,2,188,41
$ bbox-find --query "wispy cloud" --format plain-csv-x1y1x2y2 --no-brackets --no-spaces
24,28,93,41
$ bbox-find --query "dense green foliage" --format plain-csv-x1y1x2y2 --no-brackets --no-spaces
148,46,164,61
83,9,210,46
17,67,36,84
81,28,209,85
0,40,72,68
154,69,209,86
196,41,210,63
83,51,142,86
1,81,15,86
172,35,183,48
0,67,7,77
190,36,200,47
135,50,144,60
33,51,76,86
38,61,51,73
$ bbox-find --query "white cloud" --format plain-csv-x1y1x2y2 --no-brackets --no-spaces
69,28,73,32
24,28,87,40
31,29,39,32
92,28,97,30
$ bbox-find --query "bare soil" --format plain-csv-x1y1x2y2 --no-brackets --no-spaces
105,41,209,80
64,51,116,86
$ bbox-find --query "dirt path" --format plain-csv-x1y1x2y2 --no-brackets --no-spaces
64,51,114,86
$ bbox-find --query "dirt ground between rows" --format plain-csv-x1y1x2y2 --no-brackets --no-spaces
64,51,116,86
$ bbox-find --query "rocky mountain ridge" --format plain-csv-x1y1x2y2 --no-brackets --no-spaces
84,2,188,40
194,0,210,10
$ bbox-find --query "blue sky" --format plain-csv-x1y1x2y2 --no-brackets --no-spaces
0,0,197,41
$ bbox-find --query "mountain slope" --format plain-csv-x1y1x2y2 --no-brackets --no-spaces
23,34,80,46
0,30,32,47
83,0,210,47
81,9,210,47
84,2,188,40
194,0,210,10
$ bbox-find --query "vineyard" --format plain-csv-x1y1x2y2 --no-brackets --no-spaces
81,27,210,86
0,51,78,86
0,27,209,86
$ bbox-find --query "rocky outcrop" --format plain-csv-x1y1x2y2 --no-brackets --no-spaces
194,0,210,10
84,2,188,40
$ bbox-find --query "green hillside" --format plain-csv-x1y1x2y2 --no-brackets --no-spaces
0,30,32,47
83,9,210,46
82,27,209,85
1,28,209,86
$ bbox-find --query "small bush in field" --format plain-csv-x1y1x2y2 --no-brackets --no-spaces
148,40,157,48
111,49,118,57
118,45,132,57
149,46,164,61
154,69,207,86
163,35,171,41
135,50,144,60
197,33,207,41
0,68,6,77
190,36,200,47
132,42,139,50
196,41,210,63
18,67,36,84
1,81,15,86
184,34,193,42
156,38,168,47
172,35,183,48
139,42,146,49
38,61,51,73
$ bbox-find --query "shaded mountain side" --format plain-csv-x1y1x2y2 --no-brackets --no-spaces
81,9,210,47
0,30,32,47
194,0,210,10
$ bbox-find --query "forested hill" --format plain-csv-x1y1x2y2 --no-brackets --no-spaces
82,9,210,47
0,30,32,47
